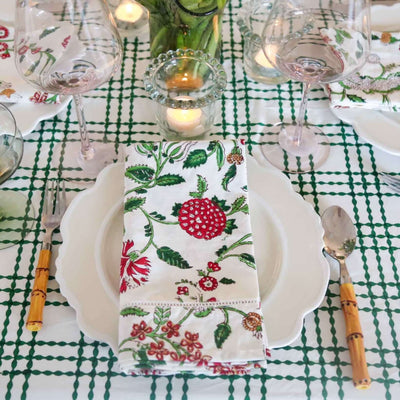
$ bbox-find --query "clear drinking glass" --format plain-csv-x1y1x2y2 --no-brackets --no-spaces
237,0,288,85
261,0,370,173
14,0,123,177
0,103,34,250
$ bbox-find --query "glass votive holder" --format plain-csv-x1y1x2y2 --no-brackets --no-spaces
237,0,288,85
108,0,148,38
143,49,227,141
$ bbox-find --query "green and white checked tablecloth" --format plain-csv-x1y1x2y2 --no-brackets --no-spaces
1,1,399,398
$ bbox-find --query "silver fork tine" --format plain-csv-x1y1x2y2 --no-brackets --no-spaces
43,182,49,215
49,180,55,214
381,172,399,185
380,173,400,193
61,180,67,213
382,174,400,186
55,180,61,215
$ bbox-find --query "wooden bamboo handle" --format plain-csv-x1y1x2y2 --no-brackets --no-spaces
340,282,371,389
26,249,51,331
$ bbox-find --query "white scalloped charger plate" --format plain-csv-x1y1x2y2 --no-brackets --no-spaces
330,3,400,155
56,157,329,353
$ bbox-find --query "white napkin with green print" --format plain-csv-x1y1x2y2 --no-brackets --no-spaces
118,140,268,376
328,31,400,112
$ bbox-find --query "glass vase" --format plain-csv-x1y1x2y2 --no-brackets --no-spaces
137,0,229,58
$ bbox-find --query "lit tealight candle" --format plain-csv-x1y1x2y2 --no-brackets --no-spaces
115,0,143,24
254,48,274,69
166,96,202,133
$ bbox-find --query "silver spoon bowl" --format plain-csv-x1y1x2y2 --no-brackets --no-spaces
321,206,356,284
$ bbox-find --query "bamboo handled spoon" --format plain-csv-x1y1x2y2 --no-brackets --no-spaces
321,206,371,390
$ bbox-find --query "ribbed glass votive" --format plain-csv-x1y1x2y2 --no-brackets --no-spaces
143,49,227,140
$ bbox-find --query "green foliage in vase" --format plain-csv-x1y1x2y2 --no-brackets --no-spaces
136,0,229,58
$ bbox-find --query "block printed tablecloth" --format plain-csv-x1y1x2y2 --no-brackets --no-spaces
0,1,399,399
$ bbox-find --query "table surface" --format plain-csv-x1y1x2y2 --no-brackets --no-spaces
1,1,400,399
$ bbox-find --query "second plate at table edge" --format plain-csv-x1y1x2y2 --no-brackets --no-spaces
329,3,400,156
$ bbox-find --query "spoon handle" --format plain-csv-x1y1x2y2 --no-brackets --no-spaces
340,282,371,390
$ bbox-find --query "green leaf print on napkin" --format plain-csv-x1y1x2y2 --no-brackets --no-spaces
153,306,171,327
125,165,155,183
120,306,150,317
125,197,146,212
183,149,208,168
214,323,232,349
347,94,366,103
156,246,193,269
155,174,185,186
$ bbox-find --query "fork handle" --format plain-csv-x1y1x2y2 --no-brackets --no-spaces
340,282,371,390
26,249,51,331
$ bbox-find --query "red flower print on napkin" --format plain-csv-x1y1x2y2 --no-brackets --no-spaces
198,276,218,291
178,198,226,240
161,321,180,338
120,240,151,292
130,320,152,340
207,262,221,272
147,341,169,361
0,26,9,39
180,331,203,353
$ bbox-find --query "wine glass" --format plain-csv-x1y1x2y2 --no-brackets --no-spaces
260,0,370,173
14,0,123,177
0,103,34,250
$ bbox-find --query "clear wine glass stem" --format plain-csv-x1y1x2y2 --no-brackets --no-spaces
294,81,311,146
73,94,95,161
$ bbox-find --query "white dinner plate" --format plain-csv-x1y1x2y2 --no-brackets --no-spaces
56,157,329,353
330,3,400,155
332,108,400,155
10,99,71,137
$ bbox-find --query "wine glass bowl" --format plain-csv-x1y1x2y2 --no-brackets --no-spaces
40,61,103,94
261,0,370,173
14,0,123,177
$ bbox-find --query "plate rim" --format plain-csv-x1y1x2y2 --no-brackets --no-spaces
330,107,400,156
248,157,329,347
95,197,123,307
56,157,329,351
10,97,72,136
56,163,122,349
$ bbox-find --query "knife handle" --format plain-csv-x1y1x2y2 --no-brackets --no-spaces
26,249,51,331
340,282,371,390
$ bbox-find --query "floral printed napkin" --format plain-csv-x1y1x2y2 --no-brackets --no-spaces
327,31,400,112
0,18,73,104
319,27,368,76
118,140,269,375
